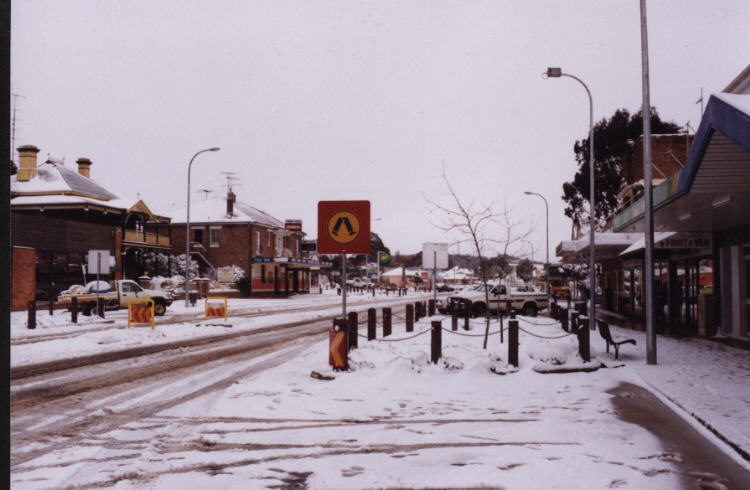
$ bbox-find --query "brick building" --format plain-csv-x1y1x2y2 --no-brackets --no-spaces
10,144,171,308
170,190,324,295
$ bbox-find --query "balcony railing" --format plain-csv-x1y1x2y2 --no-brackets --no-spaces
123,230,171,247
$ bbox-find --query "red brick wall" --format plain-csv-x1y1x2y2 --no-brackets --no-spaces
12,246,36,310
625,134,694,185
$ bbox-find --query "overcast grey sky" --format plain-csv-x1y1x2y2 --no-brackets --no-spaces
10,0,750,259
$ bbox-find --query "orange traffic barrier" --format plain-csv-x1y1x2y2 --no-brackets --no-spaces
128,298,155,330
205,296,228,320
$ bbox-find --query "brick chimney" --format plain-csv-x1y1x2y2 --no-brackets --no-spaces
226,190,236,216
16,145,40,182
76,157,93,178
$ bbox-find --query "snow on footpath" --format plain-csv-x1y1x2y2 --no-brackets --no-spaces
605,322,750,460
9,289,436,368
11,312,750,489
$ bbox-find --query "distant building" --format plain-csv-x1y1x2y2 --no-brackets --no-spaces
169,190,326,295
10,145,171,308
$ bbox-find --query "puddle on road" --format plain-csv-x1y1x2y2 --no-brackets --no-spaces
608,382,750,490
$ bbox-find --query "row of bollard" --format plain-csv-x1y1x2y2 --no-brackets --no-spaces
330,297,588,371
27,295,107,329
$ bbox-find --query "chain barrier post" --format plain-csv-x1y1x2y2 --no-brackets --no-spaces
383,307,392,337
577,318,590,362
348,311,358,350
406,304,414,332
431,320,442,364
505,300,513,318
97,298,106,318
451,310,458,331
561,306,569,332
464,301,470,330
428,299,435,317
71,296,78,324
367,308,376,340
414,302,421,322
508,319,519,367
27,300,36,329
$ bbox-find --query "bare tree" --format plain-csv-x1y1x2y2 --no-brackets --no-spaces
425,167,535,348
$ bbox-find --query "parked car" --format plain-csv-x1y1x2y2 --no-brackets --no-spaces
58,279,174,316
439,282,548,317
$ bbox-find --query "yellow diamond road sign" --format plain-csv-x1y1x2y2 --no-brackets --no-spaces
327,211,360,245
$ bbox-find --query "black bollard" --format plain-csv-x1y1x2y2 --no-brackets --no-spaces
428,299,435,317
451,310,458,331
71,297,78,324
348,311,358,349
577,320,590,362
561,307,569,331
405,304,414,332
414,302,421,322
464,302,471,330
383,307,392,337
97,299,106,318
571,311,580,332
431,320,442,364
27,300,36,329
508,319,519,367
367,308,376,340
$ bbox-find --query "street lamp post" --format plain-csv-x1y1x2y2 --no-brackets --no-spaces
544,67,596,332
524,191,549,310
185,147,221,307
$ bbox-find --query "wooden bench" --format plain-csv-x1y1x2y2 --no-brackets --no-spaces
597,320,636,360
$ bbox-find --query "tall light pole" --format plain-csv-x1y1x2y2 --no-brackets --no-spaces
185,147,221,307
524,191,549,308
544,67,596,332
640,0,656,364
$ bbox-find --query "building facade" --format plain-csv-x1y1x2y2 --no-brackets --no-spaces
170,190,324,295
10,145,171,308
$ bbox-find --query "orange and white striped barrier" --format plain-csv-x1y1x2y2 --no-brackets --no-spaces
205,296,228,321
128,298,155,330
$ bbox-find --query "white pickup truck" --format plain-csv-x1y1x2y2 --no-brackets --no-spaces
440,282,548,317
57,279,174,316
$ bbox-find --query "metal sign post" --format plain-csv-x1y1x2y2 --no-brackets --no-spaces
433,250,437,303
88,250,110,319
318,201,371,322
96,253,101,317
342,253,347,319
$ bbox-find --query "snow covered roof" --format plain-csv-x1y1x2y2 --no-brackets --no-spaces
11,159,139,212
12,159,118,200
170,196,285,228
619,231,678,256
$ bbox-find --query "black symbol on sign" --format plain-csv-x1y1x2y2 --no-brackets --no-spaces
332,216,356,237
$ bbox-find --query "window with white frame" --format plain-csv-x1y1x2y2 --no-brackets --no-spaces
256,230,261,256
275,233,283,256
209,227,221,247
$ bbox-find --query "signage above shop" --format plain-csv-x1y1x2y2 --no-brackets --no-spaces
285,220,303,232
654,232,712,250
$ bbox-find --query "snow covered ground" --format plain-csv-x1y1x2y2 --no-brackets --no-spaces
10,291,750,489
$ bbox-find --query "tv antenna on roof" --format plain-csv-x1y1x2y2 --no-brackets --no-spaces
198,188,213,200
11,92,27,163
221,171,240,192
